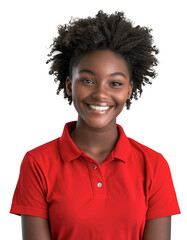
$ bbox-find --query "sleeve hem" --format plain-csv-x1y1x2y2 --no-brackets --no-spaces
10,205,48,219
146,209,181,220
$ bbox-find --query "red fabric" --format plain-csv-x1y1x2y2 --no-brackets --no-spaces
10,121,180,240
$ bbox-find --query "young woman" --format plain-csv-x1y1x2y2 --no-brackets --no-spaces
10,11,180,240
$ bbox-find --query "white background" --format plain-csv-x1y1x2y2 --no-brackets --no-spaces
1,0,186,239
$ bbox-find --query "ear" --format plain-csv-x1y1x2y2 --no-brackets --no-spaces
66,76,72,96
127,81,133,99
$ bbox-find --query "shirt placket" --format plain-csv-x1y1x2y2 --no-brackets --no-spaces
82,156,106,199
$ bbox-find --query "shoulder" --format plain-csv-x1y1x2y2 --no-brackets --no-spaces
127,137,168,172
128,137,160,156
23,137,61,169
28,138,60,155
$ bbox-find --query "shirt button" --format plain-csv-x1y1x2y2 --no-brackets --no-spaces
97,182,103,188
92,164,97,169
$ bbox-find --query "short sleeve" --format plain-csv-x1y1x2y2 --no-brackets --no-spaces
10,152,48,218
146,155,181,219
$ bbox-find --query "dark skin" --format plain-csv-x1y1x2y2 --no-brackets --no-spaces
21,50,171,239
21,215,171,240
66,50,133,163
21,216,52,240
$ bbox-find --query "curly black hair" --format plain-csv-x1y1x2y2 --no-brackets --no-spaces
46,10,159,109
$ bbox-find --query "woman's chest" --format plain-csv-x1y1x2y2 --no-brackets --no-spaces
47,160,147,238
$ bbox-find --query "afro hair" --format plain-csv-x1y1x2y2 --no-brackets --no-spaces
46,10,159,109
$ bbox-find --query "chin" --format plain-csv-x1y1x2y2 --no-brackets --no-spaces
83,117,116,130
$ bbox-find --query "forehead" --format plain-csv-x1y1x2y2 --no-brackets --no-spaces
73,50,130,78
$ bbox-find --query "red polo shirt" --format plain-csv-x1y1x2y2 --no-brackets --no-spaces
10,121,180,239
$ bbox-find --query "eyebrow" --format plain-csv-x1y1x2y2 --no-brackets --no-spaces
79,69,127,79
110,72,127,79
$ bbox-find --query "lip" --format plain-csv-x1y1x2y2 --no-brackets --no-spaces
86,102,114,107
85,103,114,114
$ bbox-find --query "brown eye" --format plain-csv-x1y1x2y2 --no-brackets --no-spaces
80,78,94,84
110,81,123,87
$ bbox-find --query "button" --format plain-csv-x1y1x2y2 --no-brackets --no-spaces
97,182,103,188
92,164,97,169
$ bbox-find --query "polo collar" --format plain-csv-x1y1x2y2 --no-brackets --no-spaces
59,121,82,163
59,121,131,164
113,123,131,163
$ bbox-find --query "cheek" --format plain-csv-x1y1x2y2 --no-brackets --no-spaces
115,92,129,105
71,88,86,111
72,96,81,111
72,82,86,97
72,85,82,101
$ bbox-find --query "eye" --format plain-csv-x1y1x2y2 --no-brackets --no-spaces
110,81,123,87
80,78,94,84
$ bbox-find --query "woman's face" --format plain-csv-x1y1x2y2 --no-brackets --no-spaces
66,50,133,130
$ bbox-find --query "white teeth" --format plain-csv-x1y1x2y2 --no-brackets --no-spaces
90,105,110,111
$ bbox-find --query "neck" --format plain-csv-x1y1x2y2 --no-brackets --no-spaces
70,119,119,156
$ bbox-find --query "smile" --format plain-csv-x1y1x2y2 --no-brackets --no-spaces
89,105,110,111
85,103,113,114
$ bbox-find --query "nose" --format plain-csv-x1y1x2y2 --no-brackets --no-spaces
91,83,109,100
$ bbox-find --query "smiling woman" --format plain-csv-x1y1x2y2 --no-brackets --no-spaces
10,10,180,240
66,50,133,130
